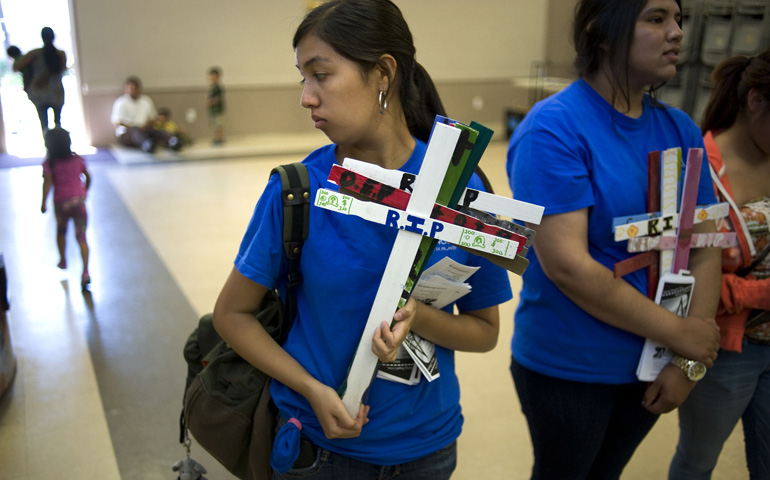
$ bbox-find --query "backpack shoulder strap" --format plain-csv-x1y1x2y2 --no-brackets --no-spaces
270,162,311,288
474,166,494,195
270,162,310,342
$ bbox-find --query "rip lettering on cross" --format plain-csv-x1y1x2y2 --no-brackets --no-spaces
314,116,543,417
612,148,734,280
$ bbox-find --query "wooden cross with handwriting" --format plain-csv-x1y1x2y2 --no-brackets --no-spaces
315,117,543,416
612,147,734,380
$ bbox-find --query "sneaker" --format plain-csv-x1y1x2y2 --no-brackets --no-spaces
141,138,156,153
168,136,182,151
81,273,91,288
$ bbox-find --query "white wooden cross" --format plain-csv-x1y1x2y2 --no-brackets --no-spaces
314,117,543,416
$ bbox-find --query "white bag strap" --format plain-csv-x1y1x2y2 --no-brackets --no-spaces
709,163,756,257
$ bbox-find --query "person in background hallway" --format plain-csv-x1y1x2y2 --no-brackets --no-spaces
110,76,182,153
212,1,512,478
41,128,91,289
7,45,33,92
506,0,722,478
207,66,226,146
669,48,770,480
13,27,66,137
154,107,192,147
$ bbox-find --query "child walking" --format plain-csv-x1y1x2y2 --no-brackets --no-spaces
6,45,33,92
207,66,225,145
40,128,92,288
154,107,192,147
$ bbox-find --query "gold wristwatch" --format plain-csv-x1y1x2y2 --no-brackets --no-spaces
671,354,706,381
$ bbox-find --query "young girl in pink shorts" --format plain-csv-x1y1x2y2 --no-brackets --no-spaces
41,128,91,288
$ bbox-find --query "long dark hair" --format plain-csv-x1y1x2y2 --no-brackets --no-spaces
573,0,674,110
701,48,770,134
41,27,64,75
293,0,445,143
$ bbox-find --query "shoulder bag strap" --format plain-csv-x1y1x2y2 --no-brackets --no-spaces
709,163,756,262
270,162,310,343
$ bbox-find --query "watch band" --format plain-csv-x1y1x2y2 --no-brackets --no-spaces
671,354,707,381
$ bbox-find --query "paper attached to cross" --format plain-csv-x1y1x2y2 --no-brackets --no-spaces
316,116,543,417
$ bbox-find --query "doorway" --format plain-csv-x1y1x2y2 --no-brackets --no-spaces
0,0,92,158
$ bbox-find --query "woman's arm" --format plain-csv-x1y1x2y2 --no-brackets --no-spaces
370,299,498,369
642,220,722,414
83,168,91,192
406,303,500,353
683,220,722,320
721,274,770,313
529,208,720,366
41,174,53,213
14,49,37,71
213,267,368,439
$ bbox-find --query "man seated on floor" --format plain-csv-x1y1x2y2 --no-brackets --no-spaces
110,76,181,153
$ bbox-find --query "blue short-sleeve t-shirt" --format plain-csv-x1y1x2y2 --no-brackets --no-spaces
236,139,513,464
506,79,717,384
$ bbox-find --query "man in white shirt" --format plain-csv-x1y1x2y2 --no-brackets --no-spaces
111,76,181,153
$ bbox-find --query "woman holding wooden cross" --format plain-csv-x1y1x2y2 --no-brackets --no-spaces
506,0,722,478
213,1,512,478
669,48,770,480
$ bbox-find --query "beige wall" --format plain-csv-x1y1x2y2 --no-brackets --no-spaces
86,79,534,147
545,0,579,78
68,0,560,145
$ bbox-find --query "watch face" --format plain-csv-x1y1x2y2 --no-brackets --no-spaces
688,362,707,381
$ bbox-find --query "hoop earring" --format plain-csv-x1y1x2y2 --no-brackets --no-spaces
379,90,388,115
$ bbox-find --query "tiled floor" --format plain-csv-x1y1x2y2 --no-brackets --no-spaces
0,136,748,479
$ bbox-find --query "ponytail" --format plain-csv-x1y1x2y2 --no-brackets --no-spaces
701,48,770,134
41,27,64,75
403,62,446,143
701,57,749,133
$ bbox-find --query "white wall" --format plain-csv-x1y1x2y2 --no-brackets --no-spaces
62,0,551,144
71,0,547,93
400,1,547,81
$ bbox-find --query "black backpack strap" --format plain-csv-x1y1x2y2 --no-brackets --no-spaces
474,166,494,195
270,162,310,341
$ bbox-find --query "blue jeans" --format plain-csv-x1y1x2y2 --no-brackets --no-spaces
510,357,659,480
272,439,456,480
36,102,62,133
669,340,770,479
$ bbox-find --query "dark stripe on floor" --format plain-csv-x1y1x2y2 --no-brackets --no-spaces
84,162,238,479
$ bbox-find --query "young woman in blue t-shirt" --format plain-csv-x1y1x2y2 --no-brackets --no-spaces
213,1,513,478
507,0,722,478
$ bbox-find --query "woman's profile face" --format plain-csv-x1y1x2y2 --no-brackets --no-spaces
627,0,683,91
295,32,381,147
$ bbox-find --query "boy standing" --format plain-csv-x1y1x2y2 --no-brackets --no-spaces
207,67,225,145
